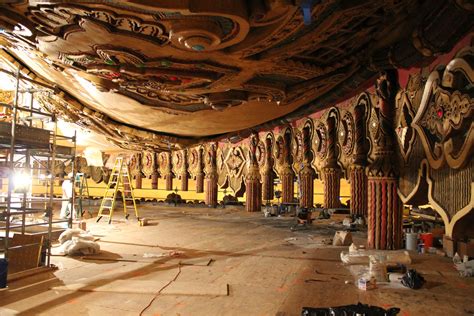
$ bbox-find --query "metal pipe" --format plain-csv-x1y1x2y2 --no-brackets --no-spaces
4,67,21,260
46,119,57,266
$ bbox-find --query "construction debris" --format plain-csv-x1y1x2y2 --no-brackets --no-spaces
332,231,352,246
56,229,100,256
341,245,412,265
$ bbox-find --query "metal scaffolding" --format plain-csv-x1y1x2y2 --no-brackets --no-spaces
0,66,76,271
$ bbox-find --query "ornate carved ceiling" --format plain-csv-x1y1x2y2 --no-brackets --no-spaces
0,0,472,151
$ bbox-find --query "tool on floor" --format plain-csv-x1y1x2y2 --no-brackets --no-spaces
97,156,139,224
74,172,91,218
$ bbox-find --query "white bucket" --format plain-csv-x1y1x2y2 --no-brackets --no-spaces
406,233,418,251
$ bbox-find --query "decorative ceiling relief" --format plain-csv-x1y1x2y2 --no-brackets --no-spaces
412,46,474,169
0,1,471,150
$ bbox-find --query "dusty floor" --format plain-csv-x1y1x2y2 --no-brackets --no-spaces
1,204,473,316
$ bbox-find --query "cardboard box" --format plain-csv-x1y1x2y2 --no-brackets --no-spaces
357,277,376,291
443,235,456,257
457,240,474,258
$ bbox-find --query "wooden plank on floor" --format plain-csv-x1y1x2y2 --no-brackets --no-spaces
179,258,213,266
51,280,229,296
163,281,229,296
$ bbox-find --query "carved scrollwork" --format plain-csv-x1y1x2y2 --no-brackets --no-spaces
128,153,141,177
141,151,155,178
314,121,328,161
412,46,474,169
158,152,171,175
338,110,355,156
223,146,246,193
395,73,423,163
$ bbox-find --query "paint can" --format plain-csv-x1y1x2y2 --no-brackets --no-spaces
419,233,433,249
406,233,418,251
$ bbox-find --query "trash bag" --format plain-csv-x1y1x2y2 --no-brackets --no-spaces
401,269,425,289
301,302,400,316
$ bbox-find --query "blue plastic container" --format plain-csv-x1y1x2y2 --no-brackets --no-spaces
0,258,8,288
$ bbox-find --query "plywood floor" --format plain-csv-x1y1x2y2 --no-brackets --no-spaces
1,204,473,316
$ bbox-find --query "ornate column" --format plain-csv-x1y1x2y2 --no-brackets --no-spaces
135,153,143,189
246,134,262,212
299,126,316,208
151,152,159,190
195,147,204,193
281,166,295,203
205,143,218,207
322,112,341,209
367,71,402,250
163,152,173,191
261,136,275,201
281,131,295,203
179,150,189,191
350,102,369,216
135,173,142,189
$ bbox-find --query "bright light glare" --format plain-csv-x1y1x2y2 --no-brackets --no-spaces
13,172,32,192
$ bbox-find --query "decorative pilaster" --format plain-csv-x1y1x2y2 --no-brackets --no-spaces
281,129,295,203
323,112,341,209
246,134,262,212
164,152,173,191
367,70,402,250
205,143,218,207
179,150,189,191
151,152,159,189
151,171,159,189
261,136,275,201
196,147,204,193
299,164,315,208
323,168,341,208
135,175,142,189
299,125,316,208
281,166,295,203
350,102,369,216
349,166,367,216
196,172,204,193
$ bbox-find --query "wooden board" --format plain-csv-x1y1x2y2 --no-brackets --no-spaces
179,258,213,266
51,280,229,296
8,234,44,274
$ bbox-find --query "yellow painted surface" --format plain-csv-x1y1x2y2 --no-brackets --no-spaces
2,177,352,205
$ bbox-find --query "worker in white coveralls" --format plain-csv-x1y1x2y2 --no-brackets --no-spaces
60,173,74,219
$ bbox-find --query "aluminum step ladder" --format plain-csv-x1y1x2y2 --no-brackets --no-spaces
97,157,139,224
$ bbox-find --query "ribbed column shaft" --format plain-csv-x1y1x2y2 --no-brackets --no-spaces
350,166,367,216
205,173,218,207
323,168,341,209
245,166,261,212
196,173,204,193
281,167,295,203
180,173,188,191
165,174,173,191
367,177,402,249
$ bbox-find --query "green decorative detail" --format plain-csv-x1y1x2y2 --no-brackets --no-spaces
160,60,172,67
105,59,115,65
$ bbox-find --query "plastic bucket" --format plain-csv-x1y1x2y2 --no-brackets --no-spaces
420,233,433,249
406,233,418,251
0,258,8,288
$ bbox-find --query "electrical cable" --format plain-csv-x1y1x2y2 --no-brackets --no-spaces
138,264,182,316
